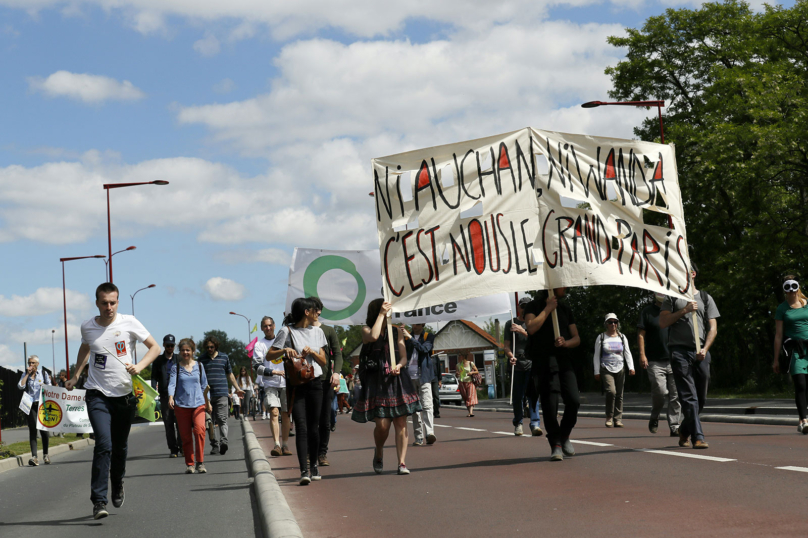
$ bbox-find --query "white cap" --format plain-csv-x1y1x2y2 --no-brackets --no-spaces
604,313,619,323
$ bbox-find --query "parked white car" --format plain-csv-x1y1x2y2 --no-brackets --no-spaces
438,373,462,405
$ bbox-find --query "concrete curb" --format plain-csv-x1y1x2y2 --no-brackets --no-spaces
0,437,95,474
472,406,800,426
241,417,304,538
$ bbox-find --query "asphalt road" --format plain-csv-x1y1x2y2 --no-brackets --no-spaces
254,406,808,538
0,419,260,537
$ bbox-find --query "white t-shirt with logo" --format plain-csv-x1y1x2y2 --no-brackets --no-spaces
254,336,285,388
271,325,327,379
81,314,150,397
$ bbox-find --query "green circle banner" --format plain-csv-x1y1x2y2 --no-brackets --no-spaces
302,255,366,320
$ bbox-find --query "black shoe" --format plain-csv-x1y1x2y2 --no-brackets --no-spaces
330,424,336,432
170,452,178,458
670,429,679,437
311,465,322,481
93,503,109,520
550,445,564,461
289,430,295,437
561,439,575,457
299,471,311,486
434,413,441,419
649,418,659,434
219,443,228,455
210,448,218,455
111,482,124,508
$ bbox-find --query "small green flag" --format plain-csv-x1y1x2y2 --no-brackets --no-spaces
132,375,158,422
251,323,258,334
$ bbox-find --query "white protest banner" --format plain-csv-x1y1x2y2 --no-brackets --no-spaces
372,127,694,312
36,386,93,434
286,248,511,325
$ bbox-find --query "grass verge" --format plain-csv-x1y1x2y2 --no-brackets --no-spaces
0,434,89,459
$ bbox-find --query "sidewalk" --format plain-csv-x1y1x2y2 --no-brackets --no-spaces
474,392,799,425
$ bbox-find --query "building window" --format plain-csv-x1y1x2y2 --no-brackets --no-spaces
474,353,485,369
449,354,458,372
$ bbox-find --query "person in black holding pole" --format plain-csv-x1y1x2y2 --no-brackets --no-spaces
524,288,581,462
151,334,182,457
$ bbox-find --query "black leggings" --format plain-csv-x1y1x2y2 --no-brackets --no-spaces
28,401,50,457
291,381,323,474
793,374,807,421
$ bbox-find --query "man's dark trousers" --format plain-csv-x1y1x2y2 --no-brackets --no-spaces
159,392,181,454
670,346,711,442
86,390,134,505
318,379,335,457
537,357,580,448
431,378,441,416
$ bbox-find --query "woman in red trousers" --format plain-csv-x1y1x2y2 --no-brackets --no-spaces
169,338,212,474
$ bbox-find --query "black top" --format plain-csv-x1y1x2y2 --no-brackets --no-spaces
504,318,532,371
637,303,669,361
523,298,576,360
151,352,179,395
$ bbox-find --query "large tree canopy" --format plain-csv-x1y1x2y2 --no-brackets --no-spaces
588,0,808,392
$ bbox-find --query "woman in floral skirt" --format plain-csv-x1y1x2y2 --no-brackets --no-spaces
352,298,421,475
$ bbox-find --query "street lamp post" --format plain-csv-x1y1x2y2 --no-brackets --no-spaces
580,100,666,143
51,329,56,378
229,311,252,349
104,181,169,283
130,284,156,363
105,246,137,281
61,254,106,377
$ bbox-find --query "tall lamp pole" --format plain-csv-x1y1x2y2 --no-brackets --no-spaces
61,254,106,377
104,181,169,283
105,246,137,281
130,284,156,363
51,329,56,378
580,99,665,143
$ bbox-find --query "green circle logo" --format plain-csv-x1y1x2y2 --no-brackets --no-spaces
303,255,366,320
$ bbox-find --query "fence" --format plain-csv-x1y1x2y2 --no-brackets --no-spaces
1,365,28,430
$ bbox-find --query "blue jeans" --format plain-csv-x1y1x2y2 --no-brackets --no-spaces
330,391,338,427
85,390,135,505
512,368,541,427
670,347,710,442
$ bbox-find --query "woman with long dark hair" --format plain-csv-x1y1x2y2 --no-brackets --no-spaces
773,274,808,434
352,299,421,475
267,297,328,485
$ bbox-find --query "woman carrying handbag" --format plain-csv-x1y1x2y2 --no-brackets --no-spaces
457,357,479,417
168,338,212,474
266,297,328,485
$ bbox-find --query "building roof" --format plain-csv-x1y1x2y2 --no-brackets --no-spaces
432,319,503,355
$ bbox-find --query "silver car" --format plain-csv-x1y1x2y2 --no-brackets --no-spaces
439,373,462,404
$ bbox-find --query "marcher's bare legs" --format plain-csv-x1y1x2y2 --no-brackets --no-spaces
373,417,391,459
270,408,280,447
393,416,408,466
467,404,475,416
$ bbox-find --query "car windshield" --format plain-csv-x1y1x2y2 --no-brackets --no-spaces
441,374,457,384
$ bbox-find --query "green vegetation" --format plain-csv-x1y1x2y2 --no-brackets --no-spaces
0,434,88,460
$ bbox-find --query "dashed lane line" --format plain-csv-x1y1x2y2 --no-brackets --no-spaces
455,427,487,432
638,449,736,463
775,466,808,473
571,440,614,447
433,424,453,428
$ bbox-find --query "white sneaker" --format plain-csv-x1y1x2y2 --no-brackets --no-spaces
799,421,806,434
514,424,524,436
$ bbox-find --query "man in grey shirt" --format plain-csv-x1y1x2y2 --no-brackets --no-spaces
660,263,719,449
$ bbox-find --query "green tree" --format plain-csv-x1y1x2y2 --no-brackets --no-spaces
601,0,807,392
200,329,248,376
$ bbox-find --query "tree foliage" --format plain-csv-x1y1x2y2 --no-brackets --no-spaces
200,329,248,375
599,0,807,392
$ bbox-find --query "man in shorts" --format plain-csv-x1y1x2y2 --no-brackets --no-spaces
253,316,291,456
66,282,161,520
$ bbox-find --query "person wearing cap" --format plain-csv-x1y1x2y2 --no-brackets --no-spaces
660,262,720,449
593,313,635,428
506,296,542,436
638,293,681,436
151,334,182,457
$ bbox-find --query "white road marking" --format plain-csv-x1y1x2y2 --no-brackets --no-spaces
455,427,487,432
433,424,452,428
775,466,808,473
571,440,614,447
638,449,736,463
493,431,520,436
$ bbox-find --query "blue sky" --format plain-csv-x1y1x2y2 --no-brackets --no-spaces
0,0,787,370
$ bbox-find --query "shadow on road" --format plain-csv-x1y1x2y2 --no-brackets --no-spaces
0,515,107,528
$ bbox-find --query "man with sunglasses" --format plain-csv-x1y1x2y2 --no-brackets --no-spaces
660,263,720,449
199,336,245,455
151,334,182,457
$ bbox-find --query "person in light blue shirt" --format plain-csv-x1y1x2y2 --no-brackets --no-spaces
168,338,211,474
18,355,52,466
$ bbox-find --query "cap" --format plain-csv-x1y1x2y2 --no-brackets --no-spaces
604,313,619,323
518,296,532,307
163,334,176,345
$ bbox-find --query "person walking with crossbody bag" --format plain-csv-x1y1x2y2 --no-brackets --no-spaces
263,297,328,485
594,313,635,428
169,338,212,474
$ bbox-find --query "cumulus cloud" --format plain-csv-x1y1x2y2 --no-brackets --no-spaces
0,288,93,317
0,344,18,368
193,33,221,56
27,70,145,103
203,277,247,301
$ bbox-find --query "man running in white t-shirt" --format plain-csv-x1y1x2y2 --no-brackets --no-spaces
66,282,161,520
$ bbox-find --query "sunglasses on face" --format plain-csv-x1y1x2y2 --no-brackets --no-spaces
784,280,800,293
606,320,618,325
206,346,216,350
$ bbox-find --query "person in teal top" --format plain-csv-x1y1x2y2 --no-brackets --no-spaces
773,274,808,434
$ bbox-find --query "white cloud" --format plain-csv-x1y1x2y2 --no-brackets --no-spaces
213,78,236,94
215,248,291,266
193,33,221,56
204,277,247,301
0,344,19,368
0,288,93,317
5,324,82,345
27,70,146,104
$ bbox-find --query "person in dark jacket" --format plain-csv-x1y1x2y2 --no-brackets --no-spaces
401,323,438,445
151,334,182,457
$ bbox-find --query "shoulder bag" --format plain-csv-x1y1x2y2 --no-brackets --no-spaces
282,327,316,386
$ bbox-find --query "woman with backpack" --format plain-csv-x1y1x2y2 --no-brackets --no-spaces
267,297,328,485
352,298,421,475
593,313,635,427
168,338,211,474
